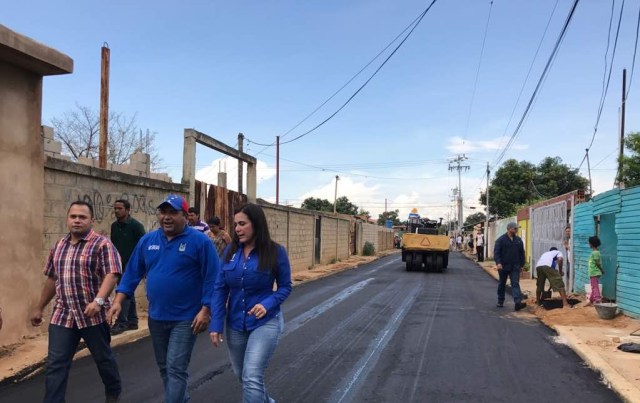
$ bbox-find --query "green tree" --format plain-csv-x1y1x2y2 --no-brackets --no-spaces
377,209,401,226
301,197,333,212
463,212,486,229
619,132,640,187
358,208,371,218
480,157,588,218
335,196,359,215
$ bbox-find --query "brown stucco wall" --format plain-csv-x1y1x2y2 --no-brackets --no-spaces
0,62,46,345
0,25,72,347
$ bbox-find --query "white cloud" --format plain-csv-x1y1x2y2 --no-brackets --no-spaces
195,158,276,192
446,136,528,154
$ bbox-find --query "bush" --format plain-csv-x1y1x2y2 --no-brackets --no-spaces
362,242,375,256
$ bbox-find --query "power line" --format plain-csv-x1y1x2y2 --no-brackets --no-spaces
626,0,640,98
279,0,439,146
491,0,560,166
493,0,581,167
587,0,625,151
246,2,438,151
463,0,494,143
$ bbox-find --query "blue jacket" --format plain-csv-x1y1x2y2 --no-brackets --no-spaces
117,226,219,321
494,233,525,269
209,243,292,333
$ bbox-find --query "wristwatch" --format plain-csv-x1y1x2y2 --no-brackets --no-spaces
94,297,105,307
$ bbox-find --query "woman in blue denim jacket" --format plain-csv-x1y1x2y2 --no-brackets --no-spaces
209,203,292,403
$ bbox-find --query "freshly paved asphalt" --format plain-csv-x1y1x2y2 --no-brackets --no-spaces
0,252,621,402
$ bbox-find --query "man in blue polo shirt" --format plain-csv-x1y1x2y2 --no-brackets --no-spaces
107,194,219,403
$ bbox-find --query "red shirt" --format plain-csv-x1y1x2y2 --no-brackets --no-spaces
44,230,122,328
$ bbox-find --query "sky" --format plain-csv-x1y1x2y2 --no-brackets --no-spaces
5,0,640,223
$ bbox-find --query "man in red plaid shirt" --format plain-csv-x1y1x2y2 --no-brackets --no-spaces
31,201,123,403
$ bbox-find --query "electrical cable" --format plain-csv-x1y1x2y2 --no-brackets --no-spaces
587,0,625,151
280,0,439,145
246,1,438,151
463,0,494,143
493,0,581,167
491,0,560,165
577,0,625,173
626,1,640,98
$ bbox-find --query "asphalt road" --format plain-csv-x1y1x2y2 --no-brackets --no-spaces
0,252,621,403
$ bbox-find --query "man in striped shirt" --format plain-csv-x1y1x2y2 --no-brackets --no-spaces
31,201,122,403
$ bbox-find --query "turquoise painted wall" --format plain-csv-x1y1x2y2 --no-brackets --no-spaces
572,202,594,294
616,187,640,317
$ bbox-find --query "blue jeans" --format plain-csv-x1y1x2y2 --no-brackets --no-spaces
148,319,197,403
497,267,522,304
45,322,121,403
117,293,138,326
227,313,284,403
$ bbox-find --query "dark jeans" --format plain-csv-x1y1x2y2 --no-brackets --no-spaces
497,267,522,304
148,318,197,403
117,294,138,326
45,322,121,403
476,245,484,262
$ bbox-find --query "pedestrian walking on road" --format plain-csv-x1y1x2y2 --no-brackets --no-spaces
535,247,570,309
30,201,122,403
107,194,219,403
207,216,232,257
467,233,474,252
587,236,604,305
494,222,527,311
110,199,145,335
476,231,485,262
456,234,462,251
209,203,292,403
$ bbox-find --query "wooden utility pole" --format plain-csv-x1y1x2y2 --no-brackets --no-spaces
238,133,244,194
618,68,627,187
276,135,280,205
99,43,110,169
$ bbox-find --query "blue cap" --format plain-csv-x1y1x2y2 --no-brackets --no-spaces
157,194,188,212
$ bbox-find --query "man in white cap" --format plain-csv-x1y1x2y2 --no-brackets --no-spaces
494,222,526,311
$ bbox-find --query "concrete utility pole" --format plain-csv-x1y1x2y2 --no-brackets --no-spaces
238,133,244,194
333,175,340,214
484,162,490,259
99,43,110,169
276,135,280,205
618,68,627,188
586,148,593,196
448,154,470,233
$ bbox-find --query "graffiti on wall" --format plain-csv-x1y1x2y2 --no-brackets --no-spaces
75,190,160,229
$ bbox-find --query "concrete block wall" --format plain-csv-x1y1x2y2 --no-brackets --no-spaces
337,219,350,260
264,207,288,246
260,202,354,272
286,212,315,271
360,222,380,253
44,157,186,254
321,216,340,264
357,221,393,254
